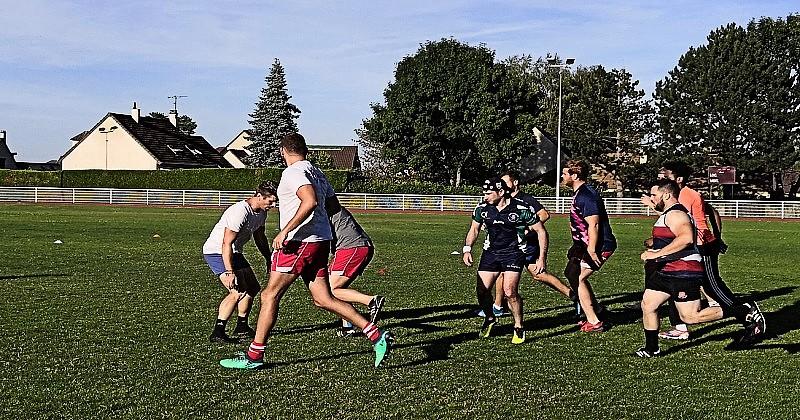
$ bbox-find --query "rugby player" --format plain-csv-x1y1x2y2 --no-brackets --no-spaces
202,182,275,344
463,177,548,344
642,161,765,343
326,201,385,337
562,160,617,332
220,133,393,369
636,179,765,357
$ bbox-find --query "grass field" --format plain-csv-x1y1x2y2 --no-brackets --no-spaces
1,203,799,419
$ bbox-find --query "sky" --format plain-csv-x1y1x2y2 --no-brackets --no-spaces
0,1,797,162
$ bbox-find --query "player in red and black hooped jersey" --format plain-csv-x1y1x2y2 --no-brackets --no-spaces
462,177,549,344
562,160,617,333
636,178,762,357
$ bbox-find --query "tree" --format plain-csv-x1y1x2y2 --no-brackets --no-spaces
245,58,301,167
652,16,800,198
307,150,335,169
358,39,541,186
148,112,197,136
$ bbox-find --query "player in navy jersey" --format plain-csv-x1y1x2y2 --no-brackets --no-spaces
562,160,617,332
501,171,576,303
462,177,549,344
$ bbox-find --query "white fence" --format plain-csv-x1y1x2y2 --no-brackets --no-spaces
1,186,799,219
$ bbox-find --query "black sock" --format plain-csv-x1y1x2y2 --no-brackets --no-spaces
214,318,227,334
644,329,659,352
236,316,248,329
569,290,578,302
722,304,748,323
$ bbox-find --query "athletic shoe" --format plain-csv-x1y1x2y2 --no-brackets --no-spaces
479,318,497,338
219,353,264,369
475,306,508,318
744,302,767,335
368,295,386,324
658,328,690,340
633,347,661,358
232,325,256,338
511,327,526,344
373,331,395,368
209,331,240,344
734,322,767,347
579,321,605,333
336,327,358,338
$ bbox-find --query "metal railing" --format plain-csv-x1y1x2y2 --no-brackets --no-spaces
1,187,798,219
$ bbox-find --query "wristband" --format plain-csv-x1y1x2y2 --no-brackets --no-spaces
462,245,472,253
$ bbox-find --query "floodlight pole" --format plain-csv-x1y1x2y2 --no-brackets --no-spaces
547,56,575,213
99,126,118,170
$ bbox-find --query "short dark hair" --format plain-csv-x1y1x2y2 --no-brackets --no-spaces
255,181,277,197
662,161,692,180
653,178,681,197
565,160,590,181
280,132,308,156
501,169,522,184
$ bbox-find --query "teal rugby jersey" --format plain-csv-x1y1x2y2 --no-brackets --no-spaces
472,197,540,254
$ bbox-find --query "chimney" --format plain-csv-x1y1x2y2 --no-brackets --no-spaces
131,102,140,123
168,110,178,128
0,130,6,144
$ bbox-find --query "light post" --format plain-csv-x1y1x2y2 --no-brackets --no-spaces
547,55,575,213
99,126,118,170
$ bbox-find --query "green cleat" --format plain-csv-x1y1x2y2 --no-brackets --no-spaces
479,318,497,338
219,353,264,370
373,331,395,368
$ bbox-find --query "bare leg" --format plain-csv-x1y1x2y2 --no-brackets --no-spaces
330,274,373,306
253,271,296,344
641,289,670,330
307,275,371,330
577,267,601,324
217,289,241,320
477,271,500,317
501,271,523,328
494,274,505,308
675,300,724,324
531,269,572,299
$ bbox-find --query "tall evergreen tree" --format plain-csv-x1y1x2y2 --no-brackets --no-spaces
245,59,301,167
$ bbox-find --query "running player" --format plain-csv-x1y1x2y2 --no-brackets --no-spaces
220,133,393,369
463,177,548,344
501,170,576,303
202,182,275,344
636,179,765,357
562,160,616,332
327,201,385,337
642,161,765,344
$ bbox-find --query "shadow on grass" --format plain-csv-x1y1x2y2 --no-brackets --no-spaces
0,273,72,281
725,294,800,354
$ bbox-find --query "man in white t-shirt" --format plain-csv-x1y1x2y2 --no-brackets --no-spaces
202,182,276,344
220,133,394,370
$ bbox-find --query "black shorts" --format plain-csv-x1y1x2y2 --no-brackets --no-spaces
645,270,702,302
523,251,540,266
478,251,524,273
566,243,614,272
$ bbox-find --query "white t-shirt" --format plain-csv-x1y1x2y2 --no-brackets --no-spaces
202,200,268,254
278,160,335,242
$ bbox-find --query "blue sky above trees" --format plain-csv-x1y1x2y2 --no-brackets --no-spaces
0,0,797,161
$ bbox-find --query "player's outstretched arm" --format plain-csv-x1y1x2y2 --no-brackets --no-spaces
463,220,481,266
531,221,548,274
221,227,239,290
253,225,271,261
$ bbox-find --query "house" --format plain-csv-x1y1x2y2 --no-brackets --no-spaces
61,103,231,170
220,129,360,170
0,130,18,169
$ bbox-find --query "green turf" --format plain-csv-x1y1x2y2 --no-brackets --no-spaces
0,204,798,419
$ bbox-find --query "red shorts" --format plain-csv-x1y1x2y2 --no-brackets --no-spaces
271,240,330,282
330,246,374,278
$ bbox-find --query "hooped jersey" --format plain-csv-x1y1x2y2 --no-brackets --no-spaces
651,203,704,277
472,198,539,255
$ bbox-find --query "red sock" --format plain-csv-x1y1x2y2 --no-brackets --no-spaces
363,323,381,344
247,341,265,361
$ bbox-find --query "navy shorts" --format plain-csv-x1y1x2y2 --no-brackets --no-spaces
645,270,702,302
203,253,251,276
478,251,525,273
523,252,540,266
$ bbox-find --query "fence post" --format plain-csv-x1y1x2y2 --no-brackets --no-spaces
781,201,785,219
146,189,150,206
34,187,38,203
109,189,113,204
735,200,739,218
182,190,186,207
363,194,367,210
440,195,444,211
402,195,406,211
72,189,75,204
218,191,222,207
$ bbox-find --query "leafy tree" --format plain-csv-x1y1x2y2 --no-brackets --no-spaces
245,58,301,167
148,112,197,136
359,39,541,186
652,15,800,198
307,150,336,169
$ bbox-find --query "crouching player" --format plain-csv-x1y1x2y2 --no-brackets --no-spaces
202,182,275,343
463,177,548,344
636,179,765,357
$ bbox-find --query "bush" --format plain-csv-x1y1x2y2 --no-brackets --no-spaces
345,177,563,197
0,170,60,187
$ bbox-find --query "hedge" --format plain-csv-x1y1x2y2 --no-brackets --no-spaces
0,169,350,192
346,177,566,197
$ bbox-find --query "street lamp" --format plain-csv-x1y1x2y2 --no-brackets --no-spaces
99,126,118,170
547,55,575,213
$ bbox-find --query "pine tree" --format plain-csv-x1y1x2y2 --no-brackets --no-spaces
245,58,301,167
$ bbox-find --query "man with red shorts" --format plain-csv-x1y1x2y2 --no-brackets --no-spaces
327,203,385,337
220,133,393,369
562,160,617,332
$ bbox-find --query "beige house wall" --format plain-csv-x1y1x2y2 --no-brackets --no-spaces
223,150,246,168
227,131,251,151
62,117,157,170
